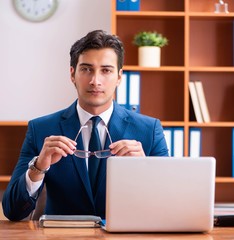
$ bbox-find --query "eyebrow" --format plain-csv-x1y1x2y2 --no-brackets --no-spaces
78,63,115,68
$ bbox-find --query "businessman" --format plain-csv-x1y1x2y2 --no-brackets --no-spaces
2,30,168,221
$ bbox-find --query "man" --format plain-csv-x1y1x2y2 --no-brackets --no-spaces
2,30,168,221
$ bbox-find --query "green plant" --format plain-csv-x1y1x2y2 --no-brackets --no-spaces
133,31,168,48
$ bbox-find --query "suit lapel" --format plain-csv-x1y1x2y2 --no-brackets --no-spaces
60,101,94,204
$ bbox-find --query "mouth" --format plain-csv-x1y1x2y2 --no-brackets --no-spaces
87,90,104,96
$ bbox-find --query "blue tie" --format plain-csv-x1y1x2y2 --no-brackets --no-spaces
88,116,102,195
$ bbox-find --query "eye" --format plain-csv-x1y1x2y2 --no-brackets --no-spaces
80,67,93,73
102,68,112,74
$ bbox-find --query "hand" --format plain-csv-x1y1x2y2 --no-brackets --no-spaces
29,136,77,181
37,136,77,168
109,140,145,156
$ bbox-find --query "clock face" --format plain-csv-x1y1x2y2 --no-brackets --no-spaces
13,0,58,22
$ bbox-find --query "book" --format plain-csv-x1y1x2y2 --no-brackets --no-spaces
189,128,201,157
214,203,234,226
194,81,211,123
39,215,102,228
188,82,203,123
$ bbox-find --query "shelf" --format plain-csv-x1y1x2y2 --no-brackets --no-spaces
0,176,11,182
124,66,234,72
188,122,234,127
115,11,185,17
189,67,234,72
216,177,234,183
161,122,186,127
189,12,234,18
123,66,185,71
0,121,28,126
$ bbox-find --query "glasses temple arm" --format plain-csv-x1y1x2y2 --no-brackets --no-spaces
74,125,88,142
104,126,113,144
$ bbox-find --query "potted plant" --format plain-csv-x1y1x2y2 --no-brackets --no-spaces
133,31,168,67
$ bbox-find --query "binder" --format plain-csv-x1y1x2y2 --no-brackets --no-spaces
163,127,173,156
194,81,211,123
128,0,141,11
129,71,140,113
172,127,184,157
116,0,128,11
189,128,201,157
188,82,203,123
116,71,129,109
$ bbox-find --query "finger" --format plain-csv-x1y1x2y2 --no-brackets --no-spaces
110,140,142,155
46,136,77,148
44,136,76,154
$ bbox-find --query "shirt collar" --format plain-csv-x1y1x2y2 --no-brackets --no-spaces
76,100,113,126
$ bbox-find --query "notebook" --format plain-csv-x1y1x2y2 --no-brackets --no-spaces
103,156,216,232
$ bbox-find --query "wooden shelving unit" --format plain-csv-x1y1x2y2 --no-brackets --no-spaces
111,0,234,202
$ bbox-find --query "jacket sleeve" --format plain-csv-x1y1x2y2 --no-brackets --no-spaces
148,119,169,156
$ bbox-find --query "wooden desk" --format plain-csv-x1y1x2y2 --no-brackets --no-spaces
0,221,234,240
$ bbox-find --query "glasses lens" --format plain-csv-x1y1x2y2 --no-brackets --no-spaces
95,150,112,158
73,150,90,158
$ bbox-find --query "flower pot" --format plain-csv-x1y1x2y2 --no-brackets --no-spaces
138,46,161,67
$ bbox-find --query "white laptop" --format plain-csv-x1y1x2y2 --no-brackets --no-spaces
103,156,216,233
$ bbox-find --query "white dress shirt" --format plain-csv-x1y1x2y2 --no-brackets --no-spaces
26,100,113,197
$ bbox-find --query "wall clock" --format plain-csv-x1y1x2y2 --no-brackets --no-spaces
13,0,58,22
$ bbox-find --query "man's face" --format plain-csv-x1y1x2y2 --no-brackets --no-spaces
70,48,122,115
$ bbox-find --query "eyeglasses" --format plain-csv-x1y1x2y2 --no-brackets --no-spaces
73,124,113,158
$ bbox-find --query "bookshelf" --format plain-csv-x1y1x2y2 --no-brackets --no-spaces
112,0,234,202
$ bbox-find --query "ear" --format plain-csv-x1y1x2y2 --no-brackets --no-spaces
116,69,123,87
70,67,75,83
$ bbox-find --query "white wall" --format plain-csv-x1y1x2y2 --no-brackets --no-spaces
0,0,111,121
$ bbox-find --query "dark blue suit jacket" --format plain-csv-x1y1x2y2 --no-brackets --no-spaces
2,100,168,221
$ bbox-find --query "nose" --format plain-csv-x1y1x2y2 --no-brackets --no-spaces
89,72,101,86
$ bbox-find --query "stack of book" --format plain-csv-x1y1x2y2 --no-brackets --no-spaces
39,215,102,228
188,81,211,123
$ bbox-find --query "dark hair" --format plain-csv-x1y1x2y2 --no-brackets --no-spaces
70,30,124,71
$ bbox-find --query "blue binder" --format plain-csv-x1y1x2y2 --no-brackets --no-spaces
128,0,141,11
172,127,184,157
163,127,173,157
116,0,128,11
189,128,201,157
128,71,140,113
116,71,129,109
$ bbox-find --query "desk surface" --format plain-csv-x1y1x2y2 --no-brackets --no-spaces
0,221,234,240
